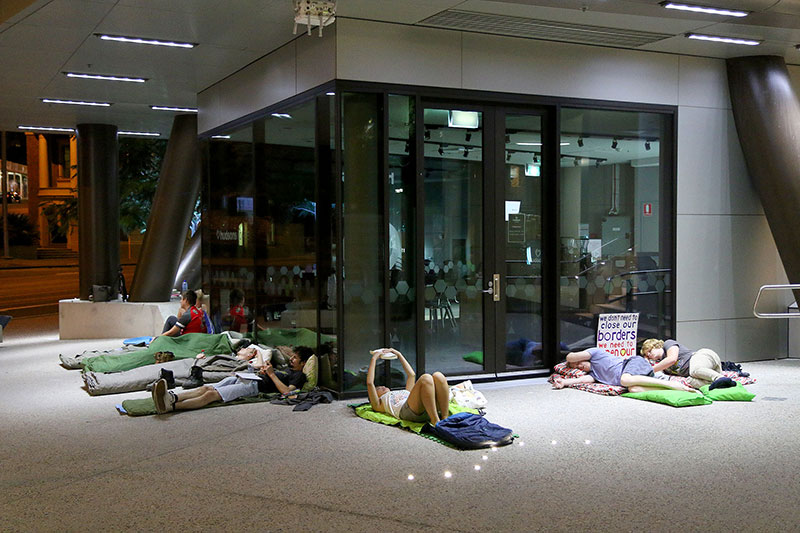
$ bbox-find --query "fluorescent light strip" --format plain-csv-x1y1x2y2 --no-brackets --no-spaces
211,135,231,139
65,72,146,83
662,2,748,17
42,98,111,107
686,33,760,45
515,142,570,146
18,125,75,133
271,113,292,119
119,131,160,137
97,34,196,48
151,106,198,113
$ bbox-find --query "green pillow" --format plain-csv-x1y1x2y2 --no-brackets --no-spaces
622,389,712,407
463,351,483,365
699,382,755,402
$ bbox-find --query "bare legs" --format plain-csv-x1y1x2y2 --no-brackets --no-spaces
551,375,595,389
173,385,223,410
406,372,450,424
619,373,696,393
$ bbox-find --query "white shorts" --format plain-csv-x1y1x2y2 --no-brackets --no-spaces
211,376,259,402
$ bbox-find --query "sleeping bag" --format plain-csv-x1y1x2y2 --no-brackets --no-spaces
423,412,514,450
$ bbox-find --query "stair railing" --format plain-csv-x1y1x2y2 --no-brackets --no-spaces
752,284,800,318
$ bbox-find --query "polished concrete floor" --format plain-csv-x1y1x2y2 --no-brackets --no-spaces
1,315,799,532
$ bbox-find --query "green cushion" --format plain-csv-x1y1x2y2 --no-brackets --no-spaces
463,350,483,365
622,389,712,407
699,382,755,402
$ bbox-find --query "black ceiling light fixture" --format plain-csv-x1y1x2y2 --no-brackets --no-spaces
438,145,444,156
463,147,470,158
644,140,651,151
424,130,431,140
465,132,472,142
533,154,539,164
577,137,584,147
506,151,512,162
611,138,619,150
404,141,410,153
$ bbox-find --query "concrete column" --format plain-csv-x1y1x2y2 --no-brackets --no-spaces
727,56,800,296
77,124,119,300
38,134,49,189
130,114,200,302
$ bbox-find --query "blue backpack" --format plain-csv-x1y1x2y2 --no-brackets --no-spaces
424,412,514,449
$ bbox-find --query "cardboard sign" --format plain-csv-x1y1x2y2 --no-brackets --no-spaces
596,313,639,357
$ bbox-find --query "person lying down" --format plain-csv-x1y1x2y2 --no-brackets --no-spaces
151,345,314,414
551,347,696,393
366,348,450,425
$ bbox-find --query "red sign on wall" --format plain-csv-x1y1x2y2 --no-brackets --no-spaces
643,203,652,217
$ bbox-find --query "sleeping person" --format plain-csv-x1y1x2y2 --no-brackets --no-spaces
551,348,696,393
640,338,736,390
151,345,314,414
366,348,450,425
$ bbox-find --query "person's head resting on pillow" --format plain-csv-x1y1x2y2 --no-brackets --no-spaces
289,345,314,371
566,359,592,372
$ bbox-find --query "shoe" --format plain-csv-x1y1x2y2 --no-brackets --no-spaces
738,371,750,378
160,368,176,389
182,365,203,389
152,379,175,413
709,376,736,390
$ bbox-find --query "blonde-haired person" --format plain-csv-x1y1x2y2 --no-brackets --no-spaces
641,339,735,390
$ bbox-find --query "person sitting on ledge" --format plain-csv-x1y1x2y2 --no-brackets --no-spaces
367,348,450,425
159,290,207,337
152,345,313,414
551,347,696,393
640,338,736,390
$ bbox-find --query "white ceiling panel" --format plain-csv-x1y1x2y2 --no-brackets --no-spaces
771,0,800,15
15,0,113,31
336,0,462,24
0,22,89,51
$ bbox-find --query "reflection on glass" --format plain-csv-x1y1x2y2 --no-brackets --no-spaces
559,108,672,350
388,95,416,385
204,125,256,334
423,107,483,374
342,93,384,391
253,101,320,351
503,114,544,369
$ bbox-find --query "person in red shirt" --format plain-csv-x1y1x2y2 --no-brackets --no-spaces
160,290,207,337
227,289,248,333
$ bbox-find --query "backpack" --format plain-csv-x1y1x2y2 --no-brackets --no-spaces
424,412,514,450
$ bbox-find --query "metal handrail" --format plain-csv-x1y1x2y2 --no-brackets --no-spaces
753,284,800,318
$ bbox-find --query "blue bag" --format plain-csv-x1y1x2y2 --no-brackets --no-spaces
424,412,514,450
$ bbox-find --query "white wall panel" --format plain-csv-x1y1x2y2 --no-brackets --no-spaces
676,106,761,216
462,32,680,105
296,27,336,94
678,56,731,110
676,317,785,360
335,19,462,88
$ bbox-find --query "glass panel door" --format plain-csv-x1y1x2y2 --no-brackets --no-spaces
498,112,545,371
422,105,485,374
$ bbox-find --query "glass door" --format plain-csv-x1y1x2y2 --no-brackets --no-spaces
493,110,546,373
421,105,486,375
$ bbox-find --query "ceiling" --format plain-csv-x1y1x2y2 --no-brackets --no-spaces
1,0,799,138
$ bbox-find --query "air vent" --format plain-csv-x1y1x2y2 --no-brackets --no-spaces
419,10,673,48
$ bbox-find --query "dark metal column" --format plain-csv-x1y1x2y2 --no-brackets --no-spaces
77,124,119,299
130,114,200,302
727,56,800,290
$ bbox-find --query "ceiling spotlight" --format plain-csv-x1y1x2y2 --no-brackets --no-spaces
42,98,111,107
65,72,146,83
533,155,539,164
595,160,601,168
404,141,410,153
645,140,651,151
463,147,470,157
118,131,160,137
152,105,198,112
96,33,197,48
611,138,619,150
573,157,580,166
686,33,760,46
505,134,510,144
506,152,511,162
465,132,472,142
424,130,431,140
661,2,748,17
438,145,444,156
577,137,584,147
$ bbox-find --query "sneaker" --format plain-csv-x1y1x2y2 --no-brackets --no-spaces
152,379,175,413
709,376,736,390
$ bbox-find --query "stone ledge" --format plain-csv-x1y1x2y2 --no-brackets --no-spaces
59,299,178,339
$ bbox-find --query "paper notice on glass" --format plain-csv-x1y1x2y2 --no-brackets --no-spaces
235,372,263,381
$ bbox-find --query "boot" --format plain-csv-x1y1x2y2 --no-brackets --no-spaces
182,365,203,389
160,368,176,389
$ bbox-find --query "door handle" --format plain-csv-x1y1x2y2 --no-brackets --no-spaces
492,273,500,302
481,281,493,295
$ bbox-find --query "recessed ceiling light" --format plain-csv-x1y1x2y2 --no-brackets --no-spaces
686,33,760,46
42,98,111,107
65,72,146,83
18,125,75,133
96,33,197,48
211,135,231,139
661,2,748,17
151,106,198,113
118,131,160,137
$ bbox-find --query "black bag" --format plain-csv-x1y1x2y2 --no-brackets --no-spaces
91,285,112,302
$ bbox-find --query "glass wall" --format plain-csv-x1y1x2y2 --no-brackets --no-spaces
559,107,672,350
203,125,256,333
